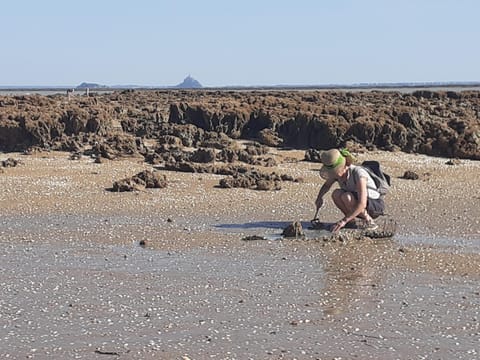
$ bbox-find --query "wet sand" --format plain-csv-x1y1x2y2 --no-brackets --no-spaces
1,150,479,359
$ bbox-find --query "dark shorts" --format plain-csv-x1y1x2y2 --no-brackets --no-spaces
367,197,385,218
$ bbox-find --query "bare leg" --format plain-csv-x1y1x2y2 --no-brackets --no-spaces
332,189,356,216
332,189,372,221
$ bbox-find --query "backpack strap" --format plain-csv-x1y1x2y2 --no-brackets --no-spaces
352,166,382,196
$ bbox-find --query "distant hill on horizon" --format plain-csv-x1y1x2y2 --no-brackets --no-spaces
76,82,107,89
173,75,202,89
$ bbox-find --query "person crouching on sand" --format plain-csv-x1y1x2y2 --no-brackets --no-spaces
315,148,384,233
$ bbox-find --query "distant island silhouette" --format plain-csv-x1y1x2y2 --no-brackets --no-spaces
76,82,106,89
73,76,203,90
174,75,202,89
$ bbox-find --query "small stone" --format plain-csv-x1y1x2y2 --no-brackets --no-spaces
401,170,419,180
242,235,266,241
445,158,461,165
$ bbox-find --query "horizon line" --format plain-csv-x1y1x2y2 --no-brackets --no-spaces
1,80,480,91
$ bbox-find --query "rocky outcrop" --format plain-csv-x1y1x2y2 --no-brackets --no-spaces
0,96,113,151
0,89,479,160
166,90,480,159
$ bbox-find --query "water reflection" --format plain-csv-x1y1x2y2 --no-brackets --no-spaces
216,219,395,316
319,239,393,316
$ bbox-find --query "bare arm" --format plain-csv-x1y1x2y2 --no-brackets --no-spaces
332,176,369,233
315,177,335,209
343,176,368,223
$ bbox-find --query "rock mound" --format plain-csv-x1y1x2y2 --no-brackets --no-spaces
110,170,167,192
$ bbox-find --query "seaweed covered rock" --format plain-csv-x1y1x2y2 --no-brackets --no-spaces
111,170,167,192
282,221,305,238
218,168,288,191
1,158,21,167
1,90,480,160
92,134,140,159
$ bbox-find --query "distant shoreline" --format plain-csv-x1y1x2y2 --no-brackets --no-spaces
1,84,480,96
1,81,480,92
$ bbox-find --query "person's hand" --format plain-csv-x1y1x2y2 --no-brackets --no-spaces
331,218,347,233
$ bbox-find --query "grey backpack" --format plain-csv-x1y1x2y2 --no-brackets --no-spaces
359,160,391,196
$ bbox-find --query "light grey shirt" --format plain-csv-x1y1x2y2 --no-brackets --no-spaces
338,165,381,200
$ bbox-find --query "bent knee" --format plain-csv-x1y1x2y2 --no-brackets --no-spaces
340,191,355,202
331,189,344,201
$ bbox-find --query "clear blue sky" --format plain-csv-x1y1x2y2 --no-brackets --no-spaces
1,0,479,87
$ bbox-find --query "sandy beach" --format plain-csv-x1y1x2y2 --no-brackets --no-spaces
1,148,479,359
2,0,480,355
